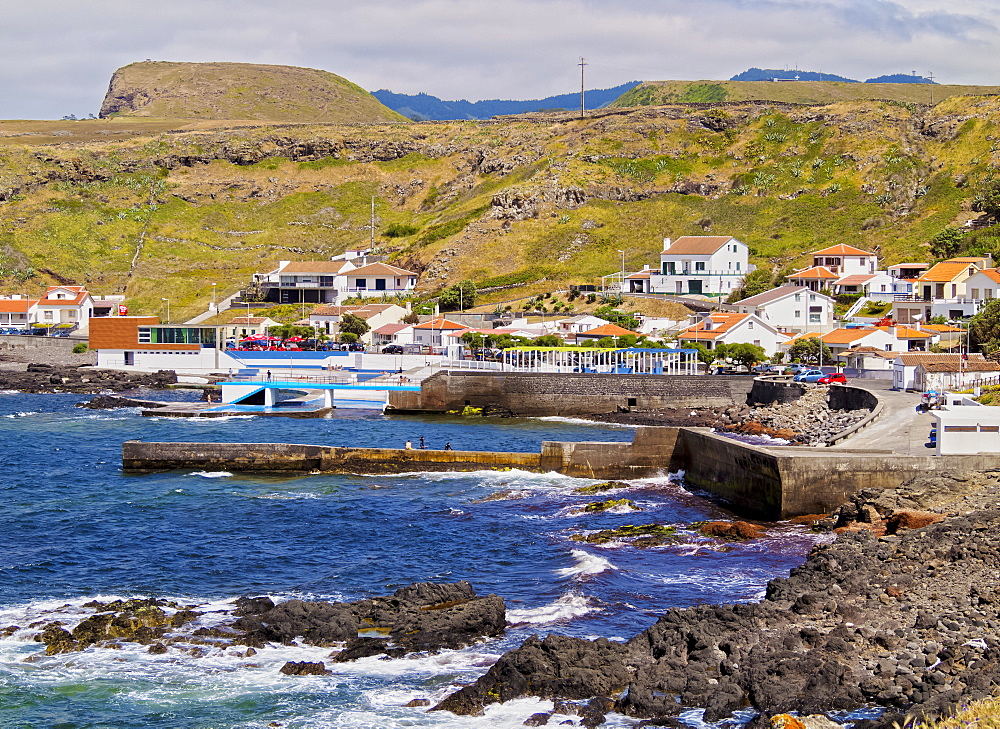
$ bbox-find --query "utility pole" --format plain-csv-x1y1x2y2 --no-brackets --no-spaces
928,72,935,105
579,57,587,121
370,196,375,251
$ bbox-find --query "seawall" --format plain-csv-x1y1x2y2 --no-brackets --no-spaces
388,371,756,416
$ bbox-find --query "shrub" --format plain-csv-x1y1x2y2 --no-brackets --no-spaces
72,343,88,354
384,222,420,238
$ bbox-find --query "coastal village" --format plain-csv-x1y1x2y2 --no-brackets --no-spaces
7,50,1000,729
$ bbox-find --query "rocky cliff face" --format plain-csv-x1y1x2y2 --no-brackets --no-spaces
99,61,408,123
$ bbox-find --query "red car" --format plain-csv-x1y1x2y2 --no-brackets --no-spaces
817,373,847,385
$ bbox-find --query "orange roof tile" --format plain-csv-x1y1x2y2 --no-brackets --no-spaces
577,323,636,338
788,266,839,280
677,313,750,341
0,299,33,313
917,260,977,283
971,269,1000,285
886,326,932,338
811,244,875,257
280,261,354,274
347,262,417,277
662,236,736,255
922,324,966,332
413,318,467,330
819,328,879,345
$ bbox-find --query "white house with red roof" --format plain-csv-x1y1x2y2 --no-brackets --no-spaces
308,303,408,342
35,285,95,332
963,268,1000,303
786,265,840,292
372,323,416,347
343,263,418,299
676,312,786,355
731,286,835,334
574,322,637,344
810,244,878,276
0,296,36,330
648,236,753,297
224,316,280,342
411,317,468,350
254,260,357,304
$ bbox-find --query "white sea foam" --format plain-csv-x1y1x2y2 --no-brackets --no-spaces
556,549,615,578
535,416,638,428
188,470,233,478
4,411,39,418
507,592,599,625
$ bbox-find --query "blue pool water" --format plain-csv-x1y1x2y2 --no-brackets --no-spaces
0,391,821,728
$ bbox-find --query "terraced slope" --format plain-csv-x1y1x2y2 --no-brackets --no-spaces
99,61,408,124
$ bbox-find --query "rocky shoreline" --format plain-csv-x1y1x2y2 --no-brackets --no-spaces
431,470,1000,727
593,385,871,444
0,363,177,394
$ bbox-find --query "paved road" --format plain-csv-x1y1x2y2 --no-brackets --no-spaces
829,384,930,456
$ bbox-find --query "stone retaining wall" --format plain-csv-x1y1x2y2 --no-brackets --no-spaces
389,371,756,416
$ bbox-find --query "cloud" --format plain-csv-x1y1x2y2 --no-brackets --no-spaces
1,0,999,119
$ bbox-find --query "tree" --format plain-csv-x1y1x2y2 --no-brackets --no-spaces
594,305,639,330
438,280,478,311
969,299,1000,353
725,342,767,369
268,323,316,340
972,177,1000,220
929,226,965,259
726,268,773,303
461,331,486,352
787,337,833,365
533,334,562,347
340,312,370,337
684,343,718,364
339,332,358,343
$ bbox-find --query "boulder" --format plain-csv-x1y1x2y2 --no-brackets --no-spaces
279,660,330,676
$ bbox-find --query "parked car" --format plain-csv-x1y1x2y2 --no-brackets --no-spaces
792,369,825,382
817,373,847,385
783,363,812,375
381,344,404,354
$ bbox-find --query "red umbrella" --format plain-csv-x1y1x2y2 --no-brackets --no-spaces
285,336,304,342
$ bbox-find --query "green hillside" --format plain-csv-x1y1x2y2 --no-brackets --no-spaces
0,94,999,320
99,61,409,124
614,80,1000,107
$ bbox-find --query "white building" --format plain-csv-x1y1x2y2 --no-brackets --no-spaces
342,263,418,300
963,268,1000,303
731,286,835,334
225,316,281,343
892,353,1000,391
35,286,95,332
308,303,408,342
648,236,753,298
809,244,878,276
556,315,608,337
676,312,787,355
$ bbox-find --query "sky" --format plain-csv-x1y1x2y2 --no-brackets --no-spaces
2,0,999,120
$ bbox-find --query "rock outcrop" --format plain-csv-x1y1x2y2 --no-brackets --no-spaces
434,472,1000,727
0,363,177,394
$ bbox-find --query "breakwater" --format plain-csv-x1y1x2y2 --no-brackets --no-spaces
124,424,1000,518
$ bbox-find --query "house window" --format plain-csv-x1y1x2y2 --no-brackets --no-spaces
664,262,676,275
753,340,761,346
696,262,706,271
748,321,754,329
987,289,994,299
794,310,801,318
138,327,151,343
736,262,741,271
356,278,367,289
68,311,76,319
809,294,816,302
972,288,980,299
43,311,53,320
809,314,821,323
794,294,801,302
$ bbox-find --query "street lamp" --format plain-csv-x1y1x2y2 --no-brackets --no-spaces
211,283,217,314
161,298,170,323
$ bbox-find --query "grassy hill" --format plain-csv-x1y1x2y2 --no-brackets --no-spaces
613,80,1000,107
99,61,409,124
1,93,999,321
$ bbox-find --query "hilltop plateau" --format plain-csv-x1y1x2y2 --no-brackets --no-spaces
99,61,408,124
1,92,999,320
614,79,1000,106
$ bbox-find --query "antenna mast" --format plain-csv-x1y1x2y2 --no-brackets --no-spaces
579,56,588,120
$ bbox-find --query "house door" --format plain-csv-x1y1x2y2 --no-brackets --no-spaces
375,279,387,291
124,352,134,366
688,280,703,295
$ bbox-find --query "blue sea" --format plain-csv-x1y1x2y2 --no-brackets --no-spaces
0,390,822,728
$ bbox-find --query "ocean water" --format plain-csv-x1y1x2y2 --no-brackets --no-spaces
0,391,822,728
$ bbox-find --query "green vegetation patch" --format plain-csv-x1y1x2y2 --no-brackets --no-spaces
573,481,628,495
582,498,639,513
570,523,678,546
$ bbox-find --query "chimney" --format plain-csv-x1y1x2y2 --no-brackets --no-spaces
663,237,672,249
